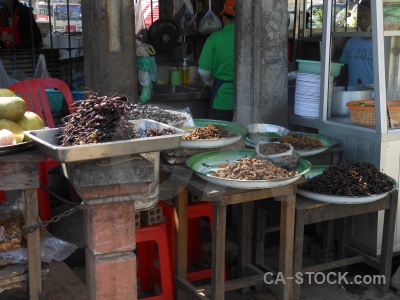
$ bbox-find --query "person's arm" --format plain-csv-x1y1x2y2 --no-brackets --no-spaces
198,68,214,86
198,34,215,86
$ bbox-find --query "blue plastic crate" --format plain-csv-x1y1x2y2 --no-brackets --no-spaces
72,91,86,101
46,89,64,112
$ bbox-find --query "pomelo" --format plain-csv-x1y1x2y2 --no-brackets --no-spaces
0,89,16,97
0,119,24,143
17,111,45,141
0,96,26,122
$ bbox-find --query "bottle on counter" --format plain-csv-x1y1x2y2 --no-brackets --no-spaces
181,58,190,84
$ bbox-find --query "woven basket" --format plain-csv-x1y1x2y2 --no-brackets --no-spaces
346,100,400,127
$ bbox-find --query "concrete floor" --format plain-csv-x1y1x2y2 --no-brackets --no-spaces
2,197,400,299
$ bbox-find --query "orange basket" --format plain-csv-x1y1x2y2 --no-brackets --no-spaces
346,100,400,127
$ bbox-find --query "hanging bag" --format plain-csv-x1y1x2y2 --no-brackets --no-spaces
198,0,222,35
179,0,197,35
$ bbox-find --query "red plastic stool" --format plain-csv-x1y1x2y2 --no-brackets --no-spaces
136,222,173,300
159,200,223,283
0,191,5,202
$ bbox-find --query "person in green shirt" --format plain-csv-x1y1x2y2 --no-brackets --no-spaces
198,0,235,121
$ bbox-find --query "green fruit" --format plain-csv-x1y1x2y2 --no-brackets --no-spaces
17,112,45,141
0,119,24,143
0,89,16,97
0,97,27,122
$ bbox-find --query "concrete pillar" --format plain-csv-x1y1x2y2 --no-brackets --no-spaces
81,0,138,102
235,0,288,127
63,155,156,300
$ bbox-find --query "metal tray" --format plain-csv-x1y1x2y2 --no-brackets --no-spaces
0,141,34,156
24,119,186,163
247,123,290,144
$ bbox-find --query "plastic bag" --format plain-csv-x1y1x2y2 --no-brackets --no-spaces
198,0,222,35
134,0,146,34
180,5,197,35
255,142,300,171
0,237,78,266
136,56,156,104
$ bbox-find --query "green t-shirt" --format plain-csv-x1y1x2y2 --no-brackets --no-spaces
198,23,234,110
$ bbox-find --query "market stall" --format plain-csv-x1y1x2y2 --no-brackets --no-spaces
290,0,400,256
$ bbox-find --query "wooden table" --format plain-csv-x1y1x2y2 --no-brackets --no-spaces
171,170,300,300
0,149,46,300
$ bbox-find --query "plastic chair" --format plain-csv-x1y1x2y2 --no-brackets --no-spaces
7,78,77,228
136,222,174,300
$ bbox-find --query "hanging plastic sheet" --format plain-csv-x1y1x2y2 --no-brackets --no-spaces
0,58,18,88
136,56,156,104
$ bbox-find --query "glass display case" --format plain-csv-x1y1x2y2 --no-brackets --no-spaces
290,0,400,256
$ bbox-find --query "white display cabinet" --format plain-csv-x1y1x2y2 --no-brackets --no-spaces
290,0,400,256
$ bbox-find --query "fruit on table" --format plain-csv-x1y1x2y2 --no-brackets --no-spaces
0,119,24,143
0,96,27,122
17,111,45,141
0,129,16,146
0,88,16,97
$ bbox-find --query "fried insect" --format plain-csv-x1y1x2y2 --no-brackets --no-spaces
299,160,394,196
182,124,230,140
214,156,297,180
280,133,324,150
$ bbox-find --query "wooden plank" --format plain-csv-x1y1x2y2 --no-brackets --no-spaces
24,188,42,300
303,196,390,224
171,172,302,202
301,256,365,273
0,162,39,190
174,276,210,299
174,188,189,300
211,204,226,300
0,150,45,163
292,211,305,300
197,274,265,295
220,185,296,205
379,193,398,293
279,193,296,300
238,202,252,294
254,201,267,268
49,261,87,298
264,225,280,233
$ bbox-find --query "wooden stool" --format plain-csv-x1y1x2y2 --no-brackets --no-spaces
292,194,397,299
